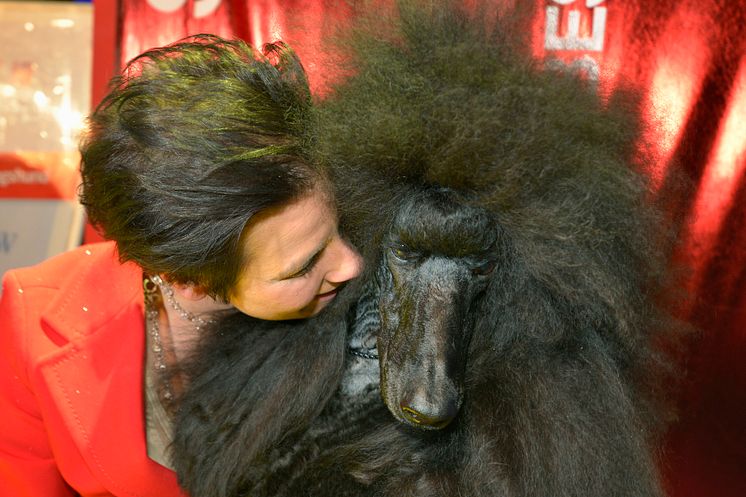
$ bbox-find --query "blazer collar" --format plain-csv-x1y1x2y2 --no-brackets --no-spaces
41,242,143,343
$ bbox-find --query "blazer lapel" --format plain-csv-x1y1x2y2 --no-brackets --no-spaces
34,244,183,497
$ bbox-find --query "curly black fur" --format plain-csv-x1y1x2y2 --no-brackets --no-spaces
171,2,679,496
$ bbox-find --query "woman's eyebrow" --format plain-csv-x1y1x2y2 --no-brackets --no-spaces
276,237,332,280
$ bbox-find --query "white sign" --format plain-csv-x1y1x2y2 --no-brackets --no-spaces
544,0,607,82
146,0,222,18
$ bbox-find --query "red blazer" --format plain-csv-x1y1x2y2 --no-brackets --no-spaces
0,242,186,497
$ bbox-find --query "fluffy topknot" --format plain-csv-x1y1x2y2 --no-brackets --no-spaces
312,0,665,348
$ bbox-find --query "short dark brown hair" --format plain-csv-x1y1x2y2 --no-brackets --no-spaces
80,35,319,299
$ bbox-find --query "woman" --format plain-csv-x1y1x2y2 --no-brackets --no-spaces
0,35,362,497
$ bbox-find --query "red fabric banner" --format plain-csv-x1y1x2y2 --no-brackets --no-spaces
115,1,746,495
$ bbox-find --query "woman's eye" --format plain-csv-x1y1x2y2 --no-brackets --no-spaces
291,265,313,278
472,260,496,276
287,260,316,279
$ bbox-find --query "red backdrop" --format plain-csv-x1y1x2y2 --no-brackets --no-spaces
100,1,746,495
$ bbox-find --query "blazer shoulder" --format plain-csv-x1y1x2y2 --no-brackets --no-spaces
5,241,121,292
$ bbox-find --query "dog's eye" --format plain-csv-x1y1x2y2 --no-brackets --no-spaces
472,260,496,276
390,244,417,262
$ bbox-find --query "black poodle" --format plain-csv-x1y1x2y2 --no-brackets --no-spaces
171,2,681,496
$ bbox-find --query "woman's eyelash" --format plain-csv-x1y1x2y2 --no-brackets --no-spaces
290,264,314,278
288,251,324,279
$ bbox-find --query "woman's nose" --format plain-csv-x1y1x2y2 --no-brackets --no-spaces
326,239,363,284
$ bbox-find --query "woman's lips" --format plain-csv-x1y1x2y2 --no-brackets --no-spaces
316,288,339,302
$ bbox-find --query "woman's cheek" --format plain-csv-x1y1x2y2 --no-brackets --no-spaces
278,279,316,306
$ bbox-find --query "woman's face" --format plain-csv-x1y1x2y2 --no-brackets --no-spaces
229,189,363,320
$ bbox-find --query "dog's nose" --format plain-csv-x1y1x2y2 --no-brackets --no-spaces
400,398,458,429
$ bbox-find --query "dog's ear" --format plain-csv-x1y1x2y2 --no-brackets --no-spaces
172,300,353,497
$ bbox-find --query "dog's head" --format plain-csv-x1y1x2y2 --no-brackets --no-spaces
374,187,500,430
